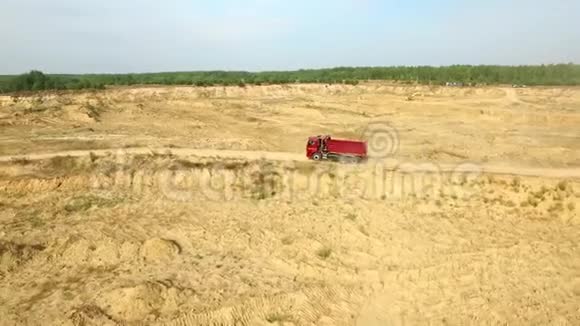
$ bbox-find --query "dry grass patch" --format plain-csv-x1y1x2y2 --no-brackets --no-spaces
63,194,122,213
316,246,332,260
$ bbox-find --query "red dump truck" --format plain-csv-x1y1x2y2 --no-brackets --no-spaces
306,135,367,162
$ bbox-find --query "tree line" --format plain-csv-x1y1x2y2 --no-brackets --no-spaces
1,64,579,93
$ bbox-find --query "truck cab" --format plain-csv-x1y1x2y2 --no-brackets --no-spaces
306,135,329,160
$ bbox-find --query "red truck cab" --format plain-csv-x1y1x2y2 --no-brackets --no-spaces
306,135,367,162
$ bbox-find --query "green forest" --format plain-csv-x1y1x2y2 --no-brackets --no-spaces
1,64,579,93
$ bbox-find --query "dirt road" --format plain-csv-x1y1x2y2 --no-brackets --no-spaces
2,147,580,180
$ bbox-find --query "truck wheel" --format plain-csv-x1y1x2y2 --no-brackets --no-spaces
312,152,322,161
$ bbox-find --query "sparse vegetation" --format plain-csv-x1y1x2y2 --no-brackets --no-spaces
89,152,99,163
553,191,566,202
0,241,46,271
47,155,77,172
316,246,332,259
64,194,121,213
503,199,516,208
556,180,570,192
251,166,281,200
265,312,293,323
547,202,564,213
527,195,540,208
84,103,105,121
358,225,369,236
10,157,32,165
527,186,551,205
345,213,357,221
520,200,529,208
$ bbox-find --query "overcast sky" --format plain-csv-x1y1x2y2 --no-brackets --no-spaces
0,0,579,74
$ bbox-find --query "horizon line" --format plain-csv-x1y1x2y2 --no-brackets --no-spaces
1,63,578,76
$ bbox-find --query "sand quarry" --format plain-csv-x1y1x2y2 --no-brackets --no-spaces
0,83,579,325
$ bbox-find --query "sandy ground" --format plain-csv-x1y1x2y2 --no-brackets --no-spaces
0,83,579,325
